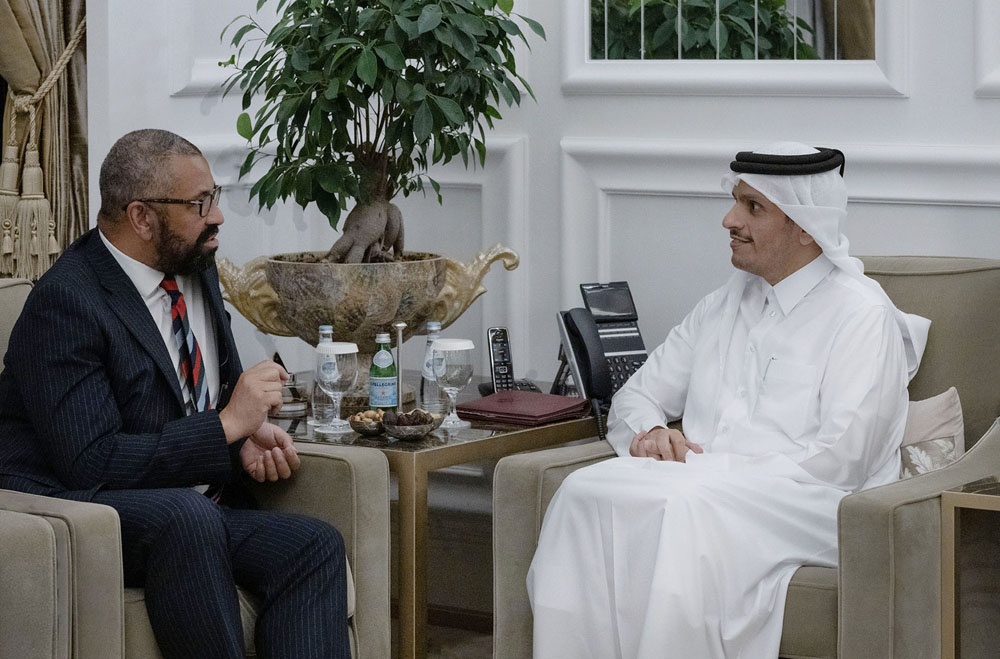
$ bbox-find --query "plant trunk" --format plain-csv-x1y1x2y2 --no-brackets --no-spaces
321,198,405,264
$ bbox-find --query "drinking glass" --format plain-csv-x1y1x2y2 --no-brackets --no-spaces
314,342,359,434
432,338,475,429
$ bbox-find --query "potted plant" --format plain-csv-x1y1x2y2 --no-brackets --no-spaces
217,0,544,352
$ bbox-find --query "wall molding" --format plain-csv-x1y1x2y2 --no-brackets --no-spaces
975,0,1000,97
562,0,909,97
560,138,1000,302
172,58,232,97
425,137,531,375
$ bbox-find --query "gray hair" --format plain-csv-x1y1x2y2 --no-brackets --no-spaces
98,129,202,224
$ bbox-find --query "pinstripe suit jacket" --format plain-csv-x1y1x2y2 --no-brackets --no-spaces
0,228,245,502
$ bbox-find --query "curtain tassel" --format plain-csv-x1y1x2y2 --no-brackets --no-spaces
15,147,52,280
0,145,19,276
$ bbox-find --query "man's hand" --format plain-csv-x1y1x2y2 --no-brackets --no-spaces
240,422,301,482
219,361,289,443
629,426,703,462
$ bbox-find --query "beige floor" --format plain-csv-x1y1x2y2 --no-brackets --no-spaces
391,623,492,659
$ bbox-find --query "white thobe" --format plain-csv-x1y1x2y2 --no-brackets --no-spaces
528,255,909,658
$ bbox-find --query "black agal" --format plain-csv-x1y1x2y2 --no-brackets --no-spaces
730,148,845,177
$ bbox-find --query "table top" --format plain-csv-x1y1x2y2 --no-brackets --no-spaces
276,414,595,454
946,476,1000,496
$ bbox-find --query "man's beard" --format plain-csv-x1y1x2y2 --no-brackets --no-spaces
154,223,218,276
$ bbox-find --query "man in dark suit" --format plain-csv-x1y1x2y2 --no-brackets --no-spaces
0,129,350,659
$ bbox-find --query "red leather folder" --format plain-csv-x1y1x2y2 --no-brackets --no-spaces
456,390,591,425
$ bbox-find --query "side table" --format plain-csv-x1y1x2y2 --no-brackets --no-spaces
286,414,599,659
940,477,1000,659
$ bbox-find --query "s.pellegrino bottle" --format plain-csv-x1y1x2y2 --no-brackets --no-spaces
369,332,398,412
420,321,445,413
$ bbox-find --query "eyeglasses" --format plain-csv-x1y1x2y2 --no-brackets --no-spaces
129,185,222,218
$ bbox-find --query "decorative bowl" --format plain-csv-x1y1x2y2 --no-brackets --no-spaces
348,416,384,437
383,415,444,441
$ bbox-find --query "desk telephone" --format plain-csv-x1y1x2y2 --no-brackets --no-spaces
554,280,648,409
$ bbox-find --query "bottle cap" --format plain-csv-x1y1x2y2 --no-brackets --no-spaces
317,341,358,355
318,325,333,332
375,332,391,343
431,338,474,351
426,321,441,331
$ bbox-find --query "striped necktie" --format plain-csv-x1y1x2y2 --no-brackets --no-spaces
160,276,211,413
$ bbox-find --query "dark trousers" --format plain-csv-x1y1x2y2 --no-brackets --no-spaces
89,487,350,659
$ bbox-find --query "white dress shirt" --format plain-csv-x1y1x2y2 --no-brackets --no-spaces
99,230,220,412
607,253,909,492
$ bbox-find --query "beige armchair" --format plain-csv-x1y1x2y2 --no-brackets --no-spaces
0,278,391,659
494,256,1000,659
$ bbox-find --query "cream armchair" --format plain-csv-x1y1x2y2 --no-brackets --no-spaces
494,256,1000,659
0,278,391,659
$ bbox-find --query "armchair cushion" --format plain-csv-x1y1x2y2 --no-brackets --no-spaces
900,387,964,479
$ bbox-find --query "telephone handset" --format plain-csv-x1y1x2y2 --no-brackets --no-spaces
558,308,613,404
555,308,613,441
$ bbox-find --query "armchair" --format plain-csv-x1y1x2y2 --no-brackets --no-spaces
0,278,391,659
494,256,1000,659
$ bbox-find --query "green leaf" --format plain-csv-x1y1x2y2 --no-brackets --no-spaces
395,15,419,39
417,4,443,34
236,112,253,139
516,14,546,39
357,49,378,87
498,0,514,13
315,194,343,228
374,43,405,70
474,138,486,167
239,151,255,178
395,77,413,102
324,79,340,99
414,101,433,143
431,95,465,126
291,49,310,71
316,166,342,194
450,14,487,37
230,23,257,47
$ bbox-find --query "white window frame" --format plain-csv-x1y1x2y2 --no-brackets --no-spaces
563,0,909,97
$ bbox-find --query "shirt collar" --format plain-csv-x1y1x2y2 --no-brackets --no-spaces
98,229,167,301
765,253,835,316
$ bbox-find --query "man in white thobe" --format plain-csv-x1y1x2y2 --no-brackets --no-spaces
527,143,930,658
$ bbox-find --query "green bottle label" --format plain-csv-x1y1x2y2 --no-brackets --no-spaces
370,344,397,409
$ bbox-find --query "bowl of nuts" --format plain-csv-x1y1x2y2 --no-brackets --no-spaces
348,409,385,436
382,409,442,441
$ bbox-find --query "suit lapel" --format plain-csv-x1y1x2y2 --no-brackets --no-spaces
83,231,186,409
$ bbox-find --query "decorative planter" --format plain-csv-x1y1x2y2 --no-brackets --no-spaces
218,244,519,408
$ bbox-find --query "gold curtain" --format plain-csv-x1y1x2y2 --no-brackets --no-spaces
0,0,87,279
822,0,875,60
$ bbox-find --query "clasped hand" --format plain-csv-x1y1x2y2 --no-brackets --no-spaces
629,426,703,462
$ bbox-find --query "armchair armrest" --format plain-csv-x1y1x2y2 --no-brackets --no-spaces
0,489,124,659
493,440,615,659
838,419,1000,659
248,442,390,659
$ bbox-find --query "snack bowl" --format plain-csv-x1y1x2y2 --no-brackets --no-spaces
348,411,385,436
383,411,443,441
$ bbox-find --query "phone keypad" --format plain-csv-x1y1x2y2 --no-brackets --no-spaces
608,355,647,391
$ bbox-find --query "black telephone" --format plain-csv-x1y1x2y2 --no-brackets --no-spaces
553,281,648,406
477,327,542,396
